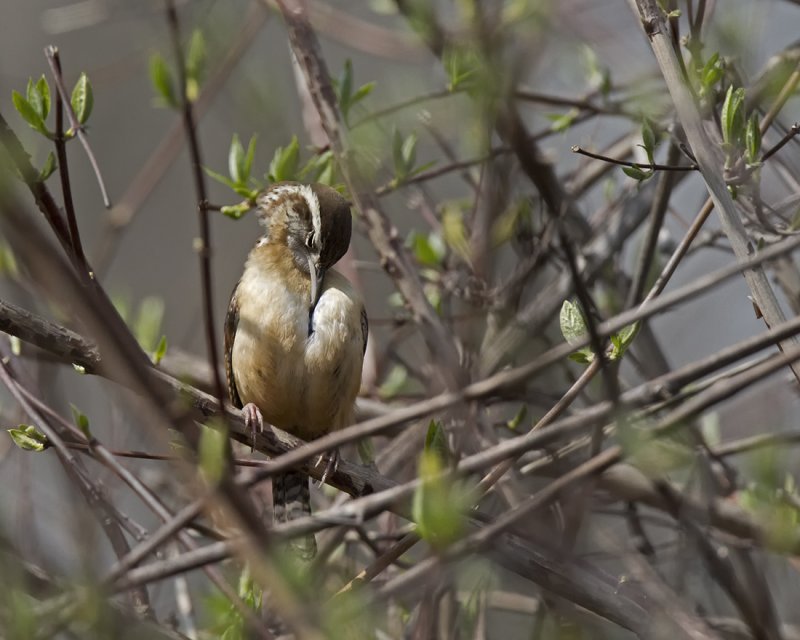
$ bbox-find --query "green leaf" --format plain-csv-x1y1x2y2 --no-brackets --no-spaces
152,334,168,365
568,348,594,364
12,90,48,136
27,76,50,122
232,185,257,199
401,133,417,172
134,296,164,352
745,113,761,164
506,405,527,430
300,149,333,184
36,75,51,119
622,164,652,181
337,58,374,126
243,135,257,182
392,128,405,178
149,53,177,108
701,52,723,90
609,321,639,360
338,59,353,122
186,29,206,91
221,203,252,219
204,167,239,191
721,85,745,147
641,119,656,164
228,134,245,185
559,300,588,346
412,449,467,550
409,231,445,267
378,364,408,399
443,46,481,92
441,204,472,263
268,136,300,183
39,151,57,181
70,72,93,125
8,425,49,452
350,81,375,106
70,404,91,437
424,420,450,464
546,109,579,133
0,240,17,277
199,422,228,484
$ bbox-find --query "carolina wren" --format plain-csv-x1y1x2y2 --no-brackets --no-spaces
224,182,367,559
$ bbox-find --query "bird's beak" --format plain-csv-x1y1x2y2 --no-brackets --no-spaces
307,254,325,312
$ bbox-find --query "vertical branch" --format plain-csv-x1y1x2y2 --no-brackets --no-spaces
164,0,227,411
45,46,89,275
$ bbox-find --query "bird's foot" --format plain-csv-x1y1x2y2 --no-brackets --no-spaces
241,403,264,452
317,448,340,486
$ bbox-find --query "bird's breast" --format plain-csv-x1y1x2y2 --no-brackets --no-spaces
232,266,364,440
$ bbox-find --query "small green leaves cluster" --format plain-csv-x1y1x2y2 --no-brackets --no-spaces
13,72,93,139
13,76,51,137
623,119,658,182
206,134,259,204
149,29,206,107
559,299,639,364
7,425,49,452
11,73,94,180
412,421,469,550
691,52,725,100
444,46,483,93
721,85,761,167
205,134,336,219
391,128,434,186
334,59,375,127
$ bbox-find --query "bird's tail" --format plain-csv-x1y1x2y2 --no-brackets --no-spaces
272,470,317,560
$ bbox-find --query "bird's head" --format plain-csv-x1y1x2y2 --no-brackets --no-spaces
255,182,352,311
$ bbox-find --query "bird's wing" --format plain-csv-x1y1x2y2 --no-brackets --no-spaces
360,305,369,357
224,283,243,409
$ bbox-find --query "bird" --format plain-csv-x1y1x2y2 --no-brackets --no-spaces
224,181,368,560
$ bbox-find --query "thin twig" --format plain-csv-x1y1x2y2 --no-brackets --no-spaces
44,45,111,208
164,0,227,414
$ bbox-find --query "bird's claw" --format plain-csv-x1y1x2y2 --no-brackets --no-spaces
242,403,264,452
317,448,340,486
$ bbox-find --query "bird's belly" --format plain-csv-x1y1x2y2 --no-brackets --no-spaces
232,279,362,441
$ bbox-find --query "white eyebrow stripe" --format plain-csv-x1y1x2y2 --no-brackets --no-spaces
300,184,321,240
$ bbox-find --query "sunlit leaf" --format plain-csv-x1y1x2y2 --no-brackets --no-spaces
70,72,93,125
12,90,49,136
8,425,49,452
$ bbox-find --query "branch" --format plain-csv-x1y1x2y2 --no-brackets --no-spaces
630,0,800,385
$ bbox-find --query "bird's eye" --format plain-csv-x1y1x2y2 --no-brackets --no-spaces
305,231,315,248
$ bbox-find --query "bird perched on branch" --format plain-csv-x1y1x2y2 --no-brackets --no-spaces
224,182,367,559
